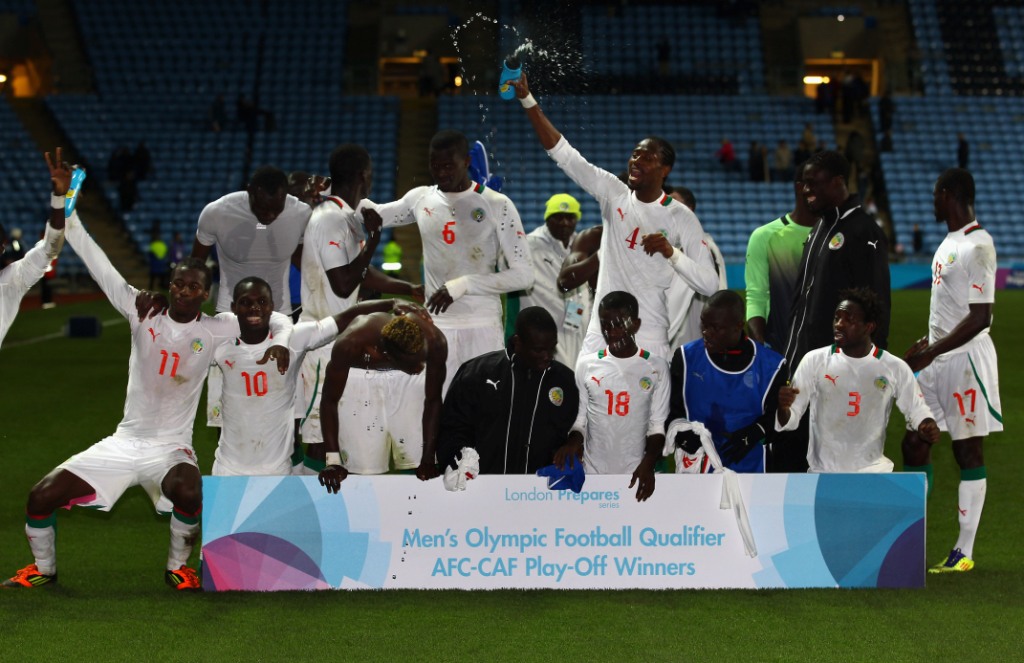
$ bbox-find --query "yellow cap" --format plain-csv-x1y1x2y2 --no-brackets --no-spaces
544,193,581,221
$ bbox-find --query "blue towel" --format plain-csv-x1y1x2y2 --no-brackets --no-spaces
537,459,586,494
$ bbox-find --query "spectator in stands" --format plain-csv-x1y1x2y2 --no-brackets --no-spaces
879,91,895,133
118,170,138,213
518,193,590,368
169,231,187,272
148,229,169,290
800,123,817,154
880,129,894,152
438,307,579,475
133,142,151,181
912,223,924,255
716,138,740,173
237,94,258,135
656,38,671,78
668,290,787,473
209,94,227,132
772,140,794,182
107,145,133,183
418,50,448,97
957,133,969,169
748,141,767,182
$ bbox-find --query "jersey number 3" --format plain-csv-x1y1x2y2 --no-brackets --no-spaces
847,391,861,417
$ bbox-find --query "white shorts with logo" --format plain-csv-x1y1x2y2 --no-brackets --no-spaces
436,321,504,396
206,363,223,427
57,434,200,514
299,344,332,444
337,369,425,474
917,334,1003,440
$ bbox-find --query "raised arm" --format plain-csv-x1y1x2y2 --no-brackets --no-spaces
510,73,561,150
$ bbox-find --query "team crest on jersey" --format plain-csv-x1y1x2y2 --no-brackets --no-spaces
471,208,486,222
639,377,653,392
874,376,889,391
549,387,564,406
190,338,205,354
828,233,845,250
945,252,957,266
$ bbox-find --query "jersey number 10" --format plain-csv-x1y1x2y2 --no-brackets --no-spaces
241,371,269,397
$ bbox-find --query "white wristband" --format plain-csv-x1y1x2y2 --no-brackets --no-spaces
520,93,537,109
326,452,342,466
51,194,65,210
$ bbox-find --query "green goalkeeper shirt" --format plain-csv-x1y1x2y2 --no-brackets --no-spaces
744,214,813,351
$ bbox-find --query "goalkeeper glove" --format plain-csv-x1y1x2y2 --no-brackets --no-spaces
720,423,766,465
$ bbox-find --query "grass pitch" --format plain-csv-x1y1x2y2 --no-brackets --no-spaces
0,291,1022,662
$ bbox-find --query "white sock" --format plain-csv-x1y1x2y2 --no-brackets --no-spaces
167,511,200,571
26,522,57,576
954,478,987,559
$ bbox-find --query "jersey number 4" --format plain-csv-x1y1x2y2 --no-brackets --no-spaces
605,390,630,416
624,227,640,250
241,371,269,397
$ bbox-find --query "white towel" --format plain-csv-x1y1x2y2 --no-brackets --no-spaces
443,447,481,492
665,420,758,557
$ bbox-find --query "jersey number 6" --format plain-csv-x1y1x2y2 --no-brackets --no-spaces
442,221,456,245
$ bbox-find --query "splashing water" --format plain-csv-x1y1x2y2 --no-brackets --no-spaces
447,13,595,187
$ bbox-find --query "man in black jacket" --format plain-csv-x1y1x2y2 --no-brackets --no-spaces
776,150,890,472
783,150,890,373
438,307,579,474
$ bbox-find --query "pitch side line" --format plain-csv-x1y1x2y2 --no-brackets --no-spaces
1,317,126,351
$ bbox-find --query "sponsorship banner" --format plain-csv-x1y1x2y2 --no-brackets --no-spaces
201,473,925,591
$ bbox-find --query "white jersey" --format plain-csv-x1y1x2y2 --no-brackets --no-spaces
929,221,997,353
668,231,730,350
196,191,311,313
0,223,63,348
778,344,933,473
546,136,719,354
521,224,591,367
213,318,338,475
299,196,361,322
573,347,670,474
370,181,533,327
65,212,290,447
